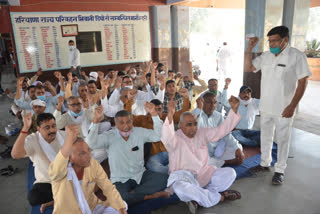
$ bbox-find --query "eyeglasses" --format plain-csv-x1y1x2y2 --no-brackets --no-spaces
68,103,82,107
123,81,132,84
268,39,281,44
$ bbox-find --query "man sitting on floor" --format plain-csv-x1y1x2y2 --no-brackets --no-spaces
192,92,245,167
28,99,47,134
49,125,127,214
11,112,66,213
231,85,261,147
86,105,169,206
161,96,242,214
123,88,190,174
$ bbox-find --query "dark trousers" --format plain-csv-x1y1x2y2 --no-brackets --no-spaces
70,66,82,79
27,183,53,206
232,129,261,147
114,170,168,206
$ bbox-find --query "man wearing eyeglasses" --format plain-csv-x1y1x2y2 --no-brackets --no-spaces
244,26,311,185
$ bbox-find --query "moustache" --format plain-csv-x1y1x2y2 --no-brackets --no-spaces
48,132,56,136
244,96,249,99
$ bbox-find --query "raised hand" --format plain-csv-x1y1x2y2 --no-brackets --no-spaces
144,102,157,116
124,64,131,73
248,37,259,50
81,71,87,78
228,95,240,113
17,77,25,87
54,71,62,79
167,99,176,124
67,72,72,83
37,68,43,76
178,88,189,99
152,62,158,71
115,77,122,90
22,111,32,132
66,124,79,143
193,72,199,80
196,97,204,110
98,71,105,80
56,96,64,111
224,78,231,89
129,88,138,97
93,105,104,124
158,75,165,90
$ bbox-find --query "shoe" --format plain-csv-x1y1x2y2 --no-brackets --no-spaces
272,172,284,185
248,165,271,173
187,201,198,214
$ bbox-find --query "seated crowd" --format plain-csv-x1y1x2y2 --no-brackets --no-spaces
10,60,262,214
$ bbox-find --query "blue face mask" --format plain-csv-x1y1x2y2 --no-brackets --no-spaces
70,110,83,117
269,39,285,54
36,95,46,101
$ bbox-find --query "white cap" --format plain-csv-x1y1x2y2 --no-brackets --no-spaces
89,72,98,81
30,99,46,108
32,81,42,86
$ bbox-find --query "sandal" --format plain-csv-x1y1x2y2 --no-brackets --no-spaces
187,201,199,214
0,146,12,159
220,190,241,201
0,165,18,176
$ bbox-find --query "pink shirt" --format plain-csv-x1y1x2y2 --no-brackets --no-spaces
161,110,241,187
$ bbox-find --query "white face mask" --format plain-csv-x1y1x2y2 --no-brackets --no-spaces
131,74,136,79
125,85,133,89
69,46,75,51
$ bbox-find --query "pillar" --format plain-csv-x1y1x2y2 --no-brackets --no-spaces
150,6,172,69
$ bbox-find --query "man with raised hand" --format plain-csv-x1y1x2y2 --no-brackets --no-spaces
49,125,127,214
11,112,66,213
244,26,311,184
161,96,242,214
86,104,169,206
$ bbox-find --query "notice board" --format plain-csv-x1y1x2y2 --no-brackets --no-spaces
10,12,151,73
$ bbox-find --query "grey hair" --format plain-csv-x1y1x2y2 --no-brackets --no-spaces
202,92,216,100
79,80,87,88
114,110,133,122
67,96,81,104
73,137,85,145
178,111,195,128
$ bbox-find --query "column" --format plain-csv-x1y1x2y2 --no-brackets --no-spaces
150,6,172,69
243,0,284,98
171,5,190,75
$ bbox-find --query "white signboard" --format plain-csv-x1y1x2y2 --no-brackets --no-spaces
10,12,151,73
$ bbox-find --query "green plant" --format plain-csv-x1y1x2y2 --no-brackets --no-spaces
305,39,320,58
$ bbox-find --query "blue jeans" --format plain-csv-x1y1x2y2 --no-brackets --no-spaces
146,152,169,174
232,129,261,147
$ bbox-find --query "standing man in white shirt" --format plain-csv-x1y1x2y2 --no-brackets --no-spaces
68,40,81,79
244,26,311,185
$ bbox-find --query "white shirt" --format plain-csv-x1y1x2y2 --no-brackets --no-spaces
24,131,66,183
69,48,80,68
192,108,241,152
199,89,229,113
236,98,260,129
86,116,163,184
253,45,311,116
